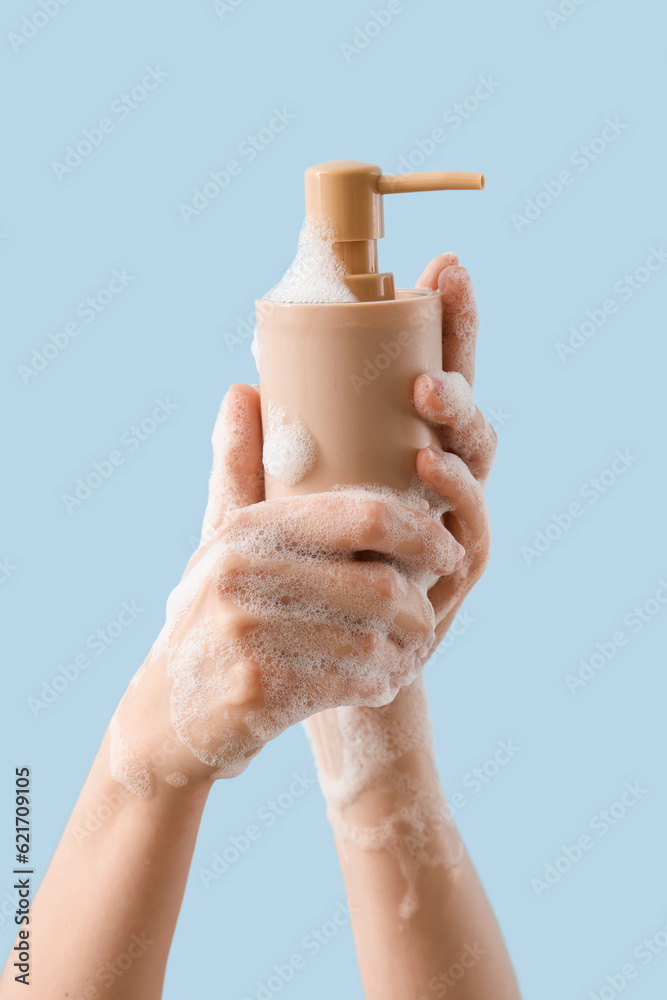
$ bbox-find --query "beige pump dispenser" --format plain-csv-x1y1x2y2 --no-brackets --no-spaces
257,160,484,499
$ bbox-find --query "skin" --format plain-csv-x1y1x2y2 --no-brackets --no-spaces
0,255,519,1000
306,254,520,1000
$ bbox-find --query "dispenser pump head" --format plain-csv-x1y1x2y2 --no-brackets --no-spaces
304,160,484,302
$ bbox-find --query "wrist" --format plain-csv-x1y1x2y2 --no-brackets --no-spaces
112,646,265,795
103,727,213,807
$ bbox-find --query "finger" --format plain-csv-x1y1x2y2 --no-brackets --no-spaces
414,370,476,426
293,629,421,708
416,448,488,550
201,384,264,545
439,265,479,387
413,371,497,483
418,447,491,625
416,252,459,290
227,493,464,575
270,634,419,715
325,638,421,707
217,557,434,646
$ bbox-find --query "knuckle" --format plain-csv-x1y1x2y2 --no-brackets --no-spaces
216,552,251,589
361,630,382,654
359,500,388,543
363,564,401,602
393,592,434,643
221,609,261,640
226,659,265,709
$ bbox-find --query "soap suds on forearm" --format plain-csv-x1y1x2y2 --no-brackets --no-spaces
304,677,463,920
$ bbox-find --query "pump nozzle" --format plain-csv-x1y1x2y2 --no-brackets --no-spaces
378,170,485,194
304,161,484,302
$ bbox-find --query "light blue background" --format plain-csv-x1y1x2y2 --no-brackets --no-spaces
1,0,666,996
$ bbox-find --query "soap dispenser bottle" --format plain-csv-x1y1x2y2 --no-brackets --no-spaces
256,160,484,499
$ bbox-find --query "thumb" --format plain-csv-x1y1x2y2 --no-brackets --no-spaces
200,383,264,546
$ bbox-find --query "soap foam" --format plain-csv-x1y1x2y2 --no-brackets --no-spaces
133,476,458,784
440,265,479,386
304,676,463,919
417,370,476,426
415,369,496,490
262,217,358,304
165,772,189,787
110,369,465,801
262,400,317,487
109,716,154,800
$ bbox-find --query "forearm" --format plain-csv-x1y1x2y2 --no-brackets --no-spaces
306,684,520,1000
0,730,209,999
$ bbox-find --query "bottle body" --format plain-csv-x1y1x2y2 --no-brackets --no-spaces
256,289,442,498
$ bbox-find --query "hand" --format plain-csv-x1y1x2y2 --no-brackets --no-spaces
413,252,497,651
110,385,464,795
305,253,496,909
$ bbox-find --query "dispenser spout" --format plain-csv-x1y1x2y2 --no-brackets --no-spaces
378,170,485,194
304,160,484,302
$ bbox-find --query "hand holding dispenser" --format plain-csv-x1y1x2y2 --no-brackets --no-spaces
256,160,484,499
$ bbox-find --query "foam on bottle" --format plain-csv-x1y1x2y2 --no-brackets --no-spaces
262,400,317,487
251,217,353,376
262,217,357,305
